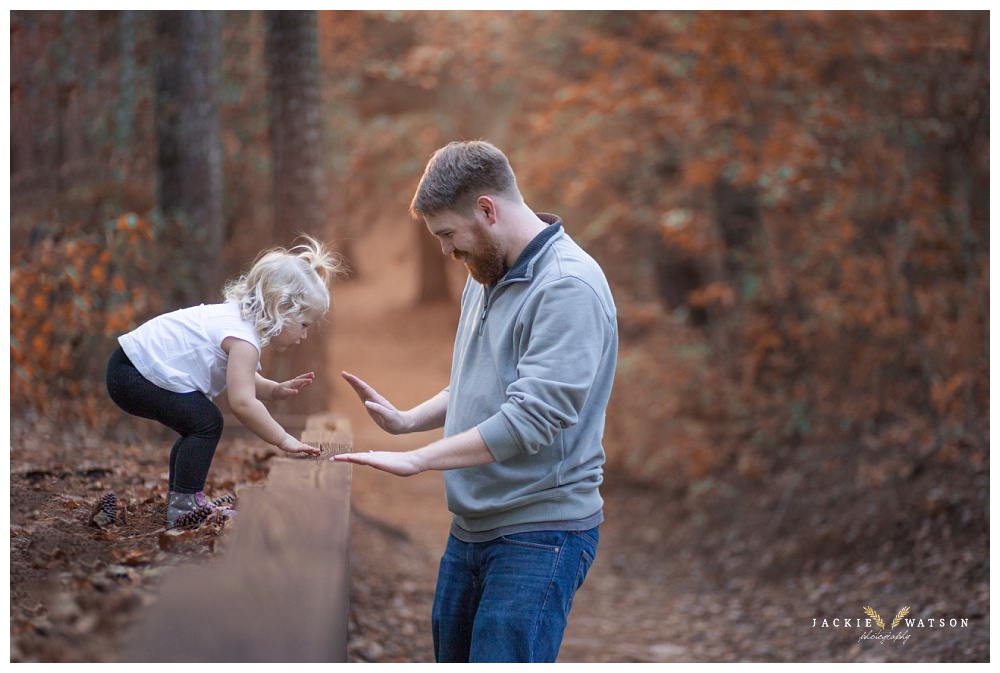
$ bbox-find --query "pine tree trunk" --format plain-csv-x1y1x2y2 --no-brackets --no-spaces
55,10,82,210
417,224,451,304
155,12,182,223
265,10,330,414
155,10,224,305
266,10,327,235
113,10,138,181
179,11,224,299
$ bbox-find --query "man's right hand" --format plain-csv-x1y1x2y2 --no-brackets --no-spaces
341,371,410,435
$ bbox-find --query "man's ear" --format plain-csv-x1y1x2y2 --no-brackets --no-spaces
476,196,498,225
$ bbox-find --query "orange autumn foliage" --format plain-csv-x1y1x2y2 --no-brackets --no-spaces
10,214,164,413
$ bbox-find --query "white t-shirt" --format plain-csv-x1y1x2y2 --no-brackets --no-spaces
118,302,261,399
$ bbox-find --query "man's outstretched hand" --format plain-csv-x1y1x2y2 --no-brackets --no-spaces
331,450,422,476
341,371,410,434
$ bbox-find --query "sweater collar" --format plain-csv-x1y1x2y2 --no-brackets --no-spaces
503,213,563,282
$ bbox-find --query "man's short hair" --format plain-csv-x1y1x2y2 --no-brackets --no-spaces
409,140,519,219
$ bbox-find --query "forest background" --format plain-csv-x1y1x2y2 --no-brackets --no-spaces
8,9,990,662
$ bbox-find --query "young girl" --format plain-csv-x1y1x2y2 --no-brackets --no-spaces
106,236,343,526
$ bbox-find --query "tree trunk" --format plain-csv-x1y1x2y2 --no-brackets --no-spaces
155,10,224,306
265,10,330,413
155,11,183,228
416,223,451,304
55,10,83,211
112,10,138,182
179,11,224,299
267,10,327,235
9,14,31,178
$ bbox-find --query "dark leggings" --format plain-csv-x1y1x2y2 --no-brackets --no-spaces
106,346,223,493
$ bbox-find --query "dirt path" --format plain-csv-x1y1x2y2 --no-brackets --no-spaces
326,217,456,662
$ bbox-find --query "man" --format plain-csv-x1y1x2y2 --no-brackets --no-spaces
333,140,618,662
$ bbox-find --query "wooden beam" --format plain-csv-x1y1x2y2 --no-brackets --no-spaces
122,414,353,662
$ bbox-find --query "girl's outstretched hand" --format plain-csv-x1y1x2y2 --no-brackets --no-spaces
273,372,316,401
341,371,409,435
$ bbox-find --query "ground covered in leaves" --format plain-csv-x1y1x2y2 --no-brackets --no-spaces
343,452,989,663
9,409,988,663
8,413,268,662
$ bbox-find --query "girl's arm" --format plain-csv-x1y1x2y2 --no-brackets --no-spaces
255,372,315,402
224,338,319,455
255,373,278,401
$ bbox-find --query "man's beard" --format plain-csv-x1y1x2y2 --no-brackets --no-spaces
453,224,507,286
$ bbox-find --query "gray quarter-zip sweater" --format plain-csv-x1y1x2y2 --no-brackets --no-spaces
443,214,618,538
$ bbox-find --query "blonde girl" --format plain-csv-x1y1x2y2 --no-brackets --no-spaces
106,236,343,526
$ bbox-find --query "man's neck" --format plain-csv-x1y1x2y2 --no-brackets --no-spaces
502,204,548,268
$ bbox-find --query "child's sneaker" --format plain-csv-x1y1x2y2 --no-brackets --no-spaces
167,491,236,527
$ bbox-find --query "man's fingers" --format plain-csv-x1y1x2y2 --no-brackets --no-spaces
331,452,367,463
342,371,363,387
343,372,389,406
343,371,375,394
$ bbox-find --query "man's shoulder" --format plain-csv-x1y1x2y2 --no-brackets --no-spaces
542,233,610,287
530,235,616,318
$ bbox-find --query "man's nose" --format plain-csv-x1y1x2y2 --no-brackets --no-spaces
441,240,454,256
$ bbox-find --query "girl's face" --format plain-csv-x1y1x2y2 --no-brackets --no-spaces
271,308,323,352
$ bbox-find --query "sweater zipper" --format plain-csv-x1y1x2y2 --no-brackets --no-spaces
478,286,492,335
477,274,530,336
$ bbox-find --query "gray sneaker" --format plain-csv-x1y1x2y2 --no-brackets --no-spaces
167,491,235,527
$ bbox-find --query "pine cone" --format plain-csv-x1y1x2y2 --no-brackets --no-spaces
100,492,118,522
174,507,213,529
212,494,236,506
89,492,118,528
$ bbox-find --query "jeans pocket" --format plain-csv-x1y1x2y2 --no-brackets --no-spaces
575,546,595,591
571,526,600,549
498,530,568,552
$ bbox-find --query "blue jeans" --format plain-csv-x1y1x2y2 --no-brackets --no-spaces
431,527,599,662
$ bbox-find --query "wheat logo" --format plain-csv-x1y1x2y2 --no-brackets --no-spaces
863,606,885,629
891,607,911,629
863,606,910,630
855,605,914,645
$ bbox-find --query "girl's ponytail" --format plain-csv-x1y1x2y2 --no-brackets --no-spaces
291,235,346,286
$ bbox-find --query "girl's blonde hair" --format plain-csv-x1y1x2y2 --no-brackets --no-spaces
224,235,345,346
